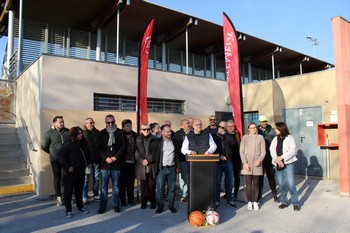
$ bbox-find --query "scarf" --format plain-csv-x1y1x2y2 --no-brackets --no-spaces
106,125,117,147
276,136,286,156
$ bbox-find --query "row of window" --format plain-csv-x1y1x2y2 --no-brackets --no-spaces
94,93,184,114
6,18,276,83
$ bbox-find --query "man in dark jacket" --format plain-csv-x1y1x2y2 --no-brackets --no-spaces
82,117,100,204
213,121,236,208
135,124,156,209
41,115,69,206
97,114,126,214
174,118,191,203
120,119,138,206
258,115,278,202
149,124,180,214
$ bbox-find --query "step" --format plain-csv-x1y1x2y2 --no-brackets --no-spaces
0,150,22,156
0,146,22,152
0,162,26,170
0,155,24,163
0,183,33,195
0,168,29,179
0,139,21,147
0,123,15,128
0,128,17,134
0,134,18,140
0,176,32,186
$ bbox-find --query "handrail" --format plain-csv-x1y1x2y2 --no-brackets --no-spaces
20,117,37,152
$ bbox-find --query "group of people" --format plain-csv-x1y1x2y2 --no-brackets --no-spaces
41,114,300,218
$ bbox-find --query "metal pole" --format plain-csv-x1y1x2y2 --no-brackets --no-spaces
186,27,189,74
96,28,101,61
271,54,275,79
17,0,23,76
116,8,120,63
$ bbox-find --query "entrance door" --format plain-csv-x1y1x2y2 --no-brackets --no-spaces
283,107,323,177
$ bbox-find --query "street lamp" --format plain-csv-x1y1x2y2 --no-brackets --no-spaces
306,36,318,57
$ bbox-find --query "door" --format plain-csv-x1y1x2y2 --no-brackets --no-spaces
283,107,323,177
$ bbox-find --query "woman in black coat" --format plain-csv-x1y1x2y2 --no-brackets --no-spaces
59,126,91,218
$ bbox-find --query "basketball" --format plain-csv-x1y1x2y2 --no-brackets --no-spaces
189,211,206,227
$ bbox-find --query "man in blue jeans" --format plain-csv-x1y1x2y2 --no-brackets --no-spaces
213,121,236,208
149,124,180,214
97,114,126,214
82,117,100,204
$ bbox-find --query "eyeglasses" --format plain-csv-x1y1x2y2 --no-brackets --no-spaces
218,126,225,129
88,122,95,124
249,127,257,129
106,121,115,125
142,128,150,131
209,119,216,121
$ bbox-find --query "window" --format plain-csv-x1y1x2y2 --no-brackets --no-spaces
94,93,184,114
243,111,259,132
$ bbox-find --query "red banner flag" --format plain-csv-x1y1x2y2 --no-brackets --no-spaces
136,18,155,131
223,12,243,135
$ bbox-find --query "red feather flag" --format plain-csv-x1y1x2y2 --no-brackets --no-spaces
223,12,243,135
136,18,155,131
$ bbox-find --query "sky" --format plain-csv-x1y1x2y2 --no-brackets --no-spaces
0,0,349,64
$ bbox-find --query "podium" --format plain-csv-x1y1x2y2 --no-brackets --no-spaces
186,154,219,216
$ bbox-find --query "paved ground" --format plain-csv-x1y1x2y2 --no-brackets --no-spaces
1,176,350,233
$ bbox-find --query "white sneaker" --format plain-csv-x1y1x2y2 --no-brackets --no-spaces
56,196,63,206
247,202,252,210
253,202,259,210
83,197,87,204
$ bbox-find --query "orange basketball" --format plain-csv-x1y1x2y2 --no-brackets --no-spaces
189,211,206,227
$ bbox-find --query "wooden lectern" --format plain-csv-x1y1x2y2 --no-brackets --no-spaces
186,154,219,216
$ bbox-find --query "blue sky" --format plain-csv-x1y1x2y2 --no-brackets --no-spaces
0,0,349,64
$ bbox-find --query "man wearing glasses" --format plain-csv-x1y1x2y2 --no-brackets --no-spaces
182,119,217,156
97,114,126,214
82,117,100,204
207,115,218,135
135,124,156,209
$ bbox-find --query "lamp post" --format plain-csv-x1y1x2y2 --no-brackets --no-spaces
306,36,318,57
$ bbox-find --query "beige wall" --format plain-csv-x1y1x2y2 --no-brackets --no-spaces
15,55,339,195
243,69,339,179
16,58,43,194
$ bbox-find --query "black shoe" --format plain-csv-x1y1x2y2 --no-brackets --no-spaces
169,207,177,213
114,206,121,213
257,197,263,204
78,208,89,214
97,208,105,214
121,201,127,206
129,201,136,206
293,205,300,211
141,203,147,209
155,207,163,214
273,196,278,203
278,204,288,209
150,203,156,209
227,201,237,208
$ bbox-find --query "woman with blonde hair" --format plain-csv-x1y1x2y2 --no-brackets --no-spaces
240,122,266,211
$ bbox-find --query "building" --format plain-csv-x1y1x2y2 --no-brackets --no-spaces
0,0,347,196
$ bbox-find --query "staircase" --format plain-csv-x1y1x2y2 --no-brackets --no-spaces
0,123,33,195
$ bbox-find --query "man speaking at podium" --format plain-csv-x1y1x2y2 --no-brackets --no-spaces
181,118,217,155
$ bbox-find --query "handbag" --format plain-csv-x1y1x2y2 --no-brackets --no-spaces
80,148,91,175
276,159,286,171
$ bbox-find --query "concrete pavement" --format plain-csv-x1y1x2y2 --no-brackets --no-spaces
0,176,349,233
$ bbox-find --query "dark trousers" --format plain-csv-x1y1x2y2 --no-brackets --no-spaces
140,173,156,205
245,175,260,202
63,173,84,212
258,163,277,199
233,162,241,198
50,161,63,197
120,163,136,204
